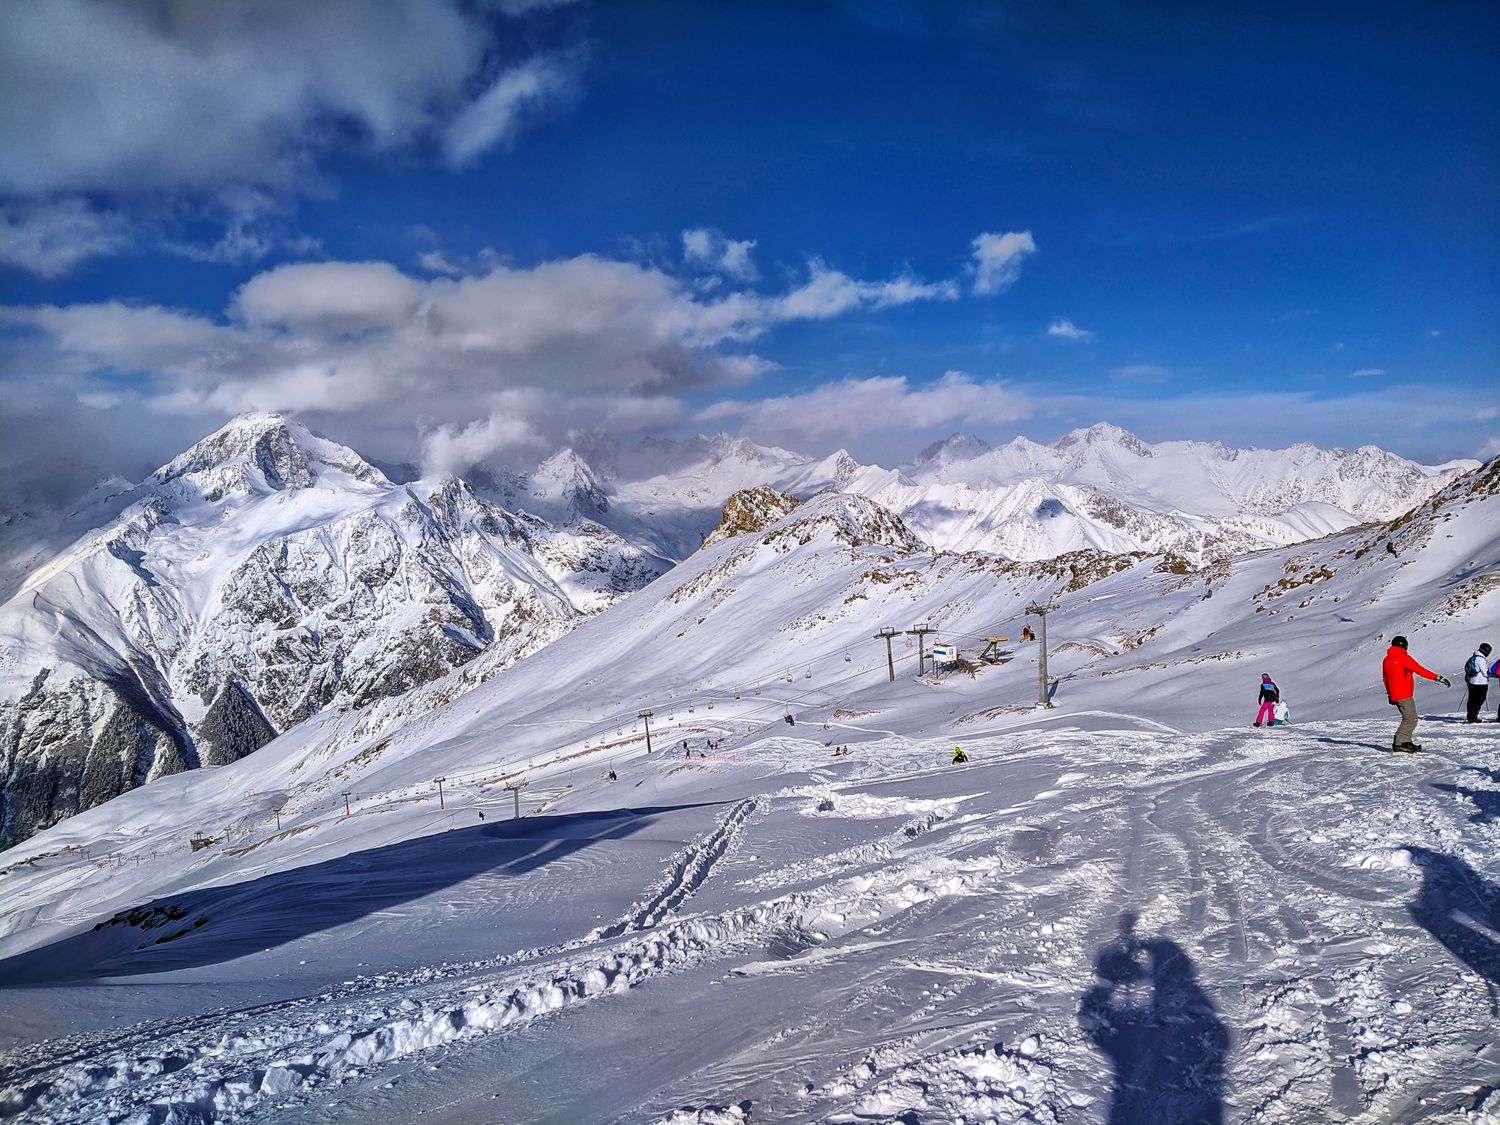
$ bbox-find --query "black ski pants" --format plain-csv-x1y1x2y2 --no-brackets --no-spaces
1467,682,1489,723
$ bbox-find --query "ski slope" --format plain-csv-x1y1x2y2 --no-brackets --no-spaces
1,463,1497,1122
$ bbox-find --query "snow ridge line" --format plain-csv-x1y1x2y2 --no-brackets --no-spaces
599,797,759,939
4,831,991,1124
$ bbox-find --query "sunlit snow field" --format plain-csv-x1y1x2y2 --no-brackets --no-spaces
2,472,1498,1123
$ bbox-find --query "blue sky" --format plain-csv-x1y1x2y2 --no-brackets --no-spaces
1,0,1496,499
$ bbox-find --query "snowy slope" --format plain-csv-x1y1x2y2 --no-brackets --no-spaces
0,460,1497,1122
0,414,666,847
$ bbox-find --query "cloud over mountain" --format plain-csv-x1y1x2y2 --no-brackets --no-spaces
2,236,1034,493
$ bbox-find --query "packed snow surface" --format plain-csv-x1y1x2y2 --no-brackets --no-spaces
0,460,1497,1123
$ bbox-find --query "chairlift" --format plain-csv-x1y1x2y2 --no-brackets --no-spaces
733,689,741,700
844,649,851,662
804,668,812,679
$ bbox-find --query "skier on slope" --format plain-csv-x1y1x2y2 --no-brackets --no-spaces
1463,642,1493,723
1382,635,1449,752
1252,674,1280,727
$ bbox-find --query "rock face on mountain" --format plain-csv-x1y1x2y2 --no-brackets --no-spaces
702,487,801,548
0,414,664,847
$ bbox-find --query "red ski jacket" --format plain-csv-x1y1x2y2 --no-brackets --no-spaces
1382,645,1438,702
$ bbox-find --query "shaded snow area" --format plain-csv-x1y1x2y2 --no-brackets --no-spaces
2,726,1497,1123
0,463,1496,1123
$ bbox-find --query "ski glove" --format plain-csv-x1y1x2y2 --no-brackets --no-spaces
1437,675,1451,687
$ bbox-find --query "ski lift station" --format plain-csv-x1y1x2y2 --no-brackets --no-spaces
929,642,958,668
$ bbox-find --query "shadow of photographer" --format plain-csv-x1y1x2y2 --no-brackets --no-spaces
1078,912,1229,1124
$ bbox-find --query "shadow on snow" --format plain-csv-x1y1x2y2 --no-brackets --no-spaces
1431,769,1500,826
1310,735,1390,753
0,803,720,987
1403,846,1500,1000
1078,912,1229,1124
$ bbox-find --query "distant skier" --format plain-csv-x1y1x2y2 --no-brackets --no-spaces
1463,642,1493,723
952,745,968,763
1252,674,1279,727
1382,635,1449,752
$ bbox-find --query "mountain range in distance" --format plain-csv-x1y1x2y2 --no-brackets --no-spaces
0,411,1477,846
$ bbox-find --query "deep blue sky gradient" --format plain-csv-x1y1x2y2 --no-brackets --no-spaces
2,0,1496,472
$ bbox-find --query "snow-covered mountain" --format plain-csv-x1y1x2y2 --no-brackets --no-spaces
0,456,1495,1122
0,414,666,847
869,423,1476,560
0,416,1470,849
492,424,1474,565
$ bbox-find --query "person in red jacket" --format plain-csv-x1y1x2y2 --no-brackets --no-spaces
1381,635,1450,752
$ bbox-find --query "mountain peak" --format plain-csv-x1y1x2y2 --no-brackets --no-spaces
155,412,387,492
1052,422,1152,457
913,433,993,466
533,448,610,518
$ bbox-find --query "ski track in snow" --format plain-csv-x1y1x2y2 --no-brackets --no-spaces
3,724,1499,1123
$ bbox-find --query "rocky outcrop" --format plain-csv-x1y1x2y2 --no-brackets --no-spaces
2,668,193,845
703,487,801,548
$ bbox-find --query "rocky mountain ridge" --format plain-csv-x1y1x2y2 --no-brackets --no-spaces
473,424,1474,566
0,414,665,847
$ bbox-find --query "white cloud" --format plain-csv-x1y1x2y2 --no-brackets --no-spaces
2,228,1040,491
1112,364,1171,381
700,371,1032,447
1047,317,1094,341
417,250,468,277
0,1,583,274
442,55,580,169
0,197,136,278
233,261,425,333
683,229,758,280
422,413,545,475
970,230,1036,295
1349,368,1385,378
775,261,958,320
1479,436,1500,459
3,241,991,481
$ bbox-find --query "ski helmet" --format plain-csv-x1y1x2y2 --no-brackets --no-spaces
1392,635,1408,648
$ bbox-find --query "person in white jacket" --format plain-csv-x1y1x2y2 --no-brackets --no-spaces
1465,642,1494,723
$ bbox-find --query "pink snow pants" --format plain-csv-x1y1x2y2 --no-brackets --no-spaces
1254,701,1276,724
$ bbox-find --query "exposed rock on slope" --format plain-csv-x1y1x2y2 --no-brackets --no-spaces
702,487,800,548
0,414,664,847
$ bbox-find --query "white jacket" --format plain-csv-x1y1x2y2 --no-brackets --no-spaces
1466,650,1493,685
